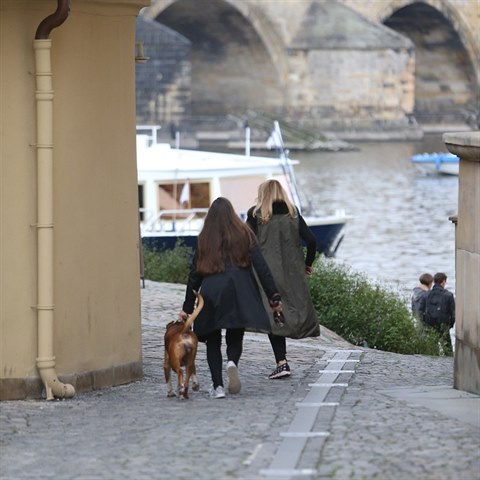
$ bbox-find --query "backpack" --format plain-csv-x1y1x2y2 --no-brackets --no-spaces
424,289,449,326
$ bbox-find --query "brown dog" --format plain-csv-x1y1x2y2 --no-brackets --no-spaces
164,292,204,399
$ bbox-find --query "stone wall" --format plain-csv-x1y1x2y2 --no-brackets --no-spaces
136,17,191,128
444,132,480,395
141,1,419,136
0,0,146,400
142,0,479,135
284,48,415,133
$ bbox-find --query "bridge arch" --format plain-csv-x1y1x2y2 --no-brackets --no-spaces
378,0,479,126
140,0,478,132
377,0,479,82
145,0,289,117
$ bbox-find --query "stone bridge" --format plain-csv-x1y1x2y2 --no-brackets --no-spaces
138,0,479,137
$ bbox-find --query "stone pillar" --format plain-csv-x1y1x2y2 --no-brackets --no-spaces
443,132,480,395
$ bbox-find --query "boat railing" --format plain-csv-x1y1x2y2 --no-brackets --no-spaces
137,125,161,146
141,208,209,233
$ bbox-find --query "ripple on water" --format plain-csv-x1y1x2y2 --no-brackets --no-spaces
294,138,457,299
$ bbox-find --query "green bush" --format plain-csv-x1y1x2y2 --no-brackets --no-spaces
308,257,447,356
142,241,193,284
143,244,448,356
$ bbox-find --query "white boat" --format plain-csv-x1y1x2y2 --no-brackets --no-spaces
411,152,459,176
137,124,351,257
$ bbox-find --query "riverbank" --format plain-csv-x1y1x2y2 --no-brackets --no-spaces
157,113,473,153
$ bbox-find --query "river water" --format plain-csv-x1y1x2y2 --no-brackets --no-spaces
293,134,458,300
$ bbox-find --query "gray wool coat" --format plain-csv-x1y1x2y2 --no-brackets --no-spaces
254,211,320,339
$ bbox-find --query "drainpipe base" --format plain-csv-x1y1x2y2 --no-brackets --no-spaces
37,357,75,400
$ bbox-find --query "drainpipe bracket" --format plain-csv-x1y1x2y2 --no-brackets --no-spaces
30,223,55,229
32,305,55,310
36,356,56,369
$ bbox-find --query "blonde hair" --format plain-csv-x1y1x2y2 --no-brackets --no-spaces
253,179,297,223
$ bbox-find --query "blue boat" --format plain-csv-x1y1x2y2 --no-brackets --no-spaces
411,152,459,176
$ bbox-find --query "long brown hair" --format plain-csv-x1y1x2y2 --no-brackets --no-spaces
196,197,256,275
253,179,297,223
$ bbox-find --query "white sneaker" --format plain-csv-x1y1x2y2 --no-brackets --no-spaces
227,360,241,394
210,385,226,399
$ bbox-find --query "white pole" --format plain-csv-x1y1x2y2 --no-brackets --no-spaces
273,121,302,212
245,123,251,157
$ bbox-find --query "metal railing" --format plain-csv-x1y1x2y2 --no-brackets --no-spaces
140,208,209,233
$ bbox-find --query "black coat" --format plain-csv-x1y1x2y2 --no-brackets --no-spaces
182,245,277,340
420,284,455,328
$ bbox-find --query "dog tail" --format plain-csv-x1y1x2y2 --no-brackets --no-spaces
183,291,204,332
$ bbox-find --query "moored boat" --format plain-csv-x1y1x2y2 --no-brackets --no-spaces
411,152,459,176
137,124,352,257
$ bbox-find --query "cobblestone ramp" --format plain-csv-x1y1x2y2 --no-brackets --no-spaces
0,280,478,480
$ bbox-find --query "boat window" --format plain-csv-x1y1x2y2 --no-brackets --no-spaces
157,182,210,213
138,184,145,221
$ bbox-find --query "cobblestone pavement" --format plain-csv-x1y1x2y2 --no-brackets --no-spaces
1,280,479,480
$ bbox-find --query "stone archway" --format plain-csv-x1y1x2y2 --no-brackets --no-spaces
379,1,478,128
145,0,287,118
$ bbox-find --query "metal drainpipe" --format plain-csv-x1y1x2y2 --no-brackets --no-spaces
34,0,74,400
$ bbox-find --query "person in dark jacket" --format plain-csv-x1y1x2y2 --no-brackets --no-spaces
179,197,282,399
247,180,320,380
421,272,455,326
420,272,455,352
411,272,433,320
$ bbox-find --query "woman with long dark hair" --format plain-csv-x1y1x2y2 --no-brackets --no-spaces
179,197,282,398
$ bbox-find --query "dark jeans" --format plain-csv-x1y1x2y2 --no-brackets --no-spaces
269,333,287,364
204,328,244,388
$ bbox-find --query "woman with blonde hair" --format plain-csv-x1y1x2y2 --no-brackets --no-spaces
247,179,320,379
179,197,282,398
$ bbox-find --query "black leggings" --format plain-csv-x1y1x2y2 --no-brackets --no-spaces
204,328,245,388
268,333,287,364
